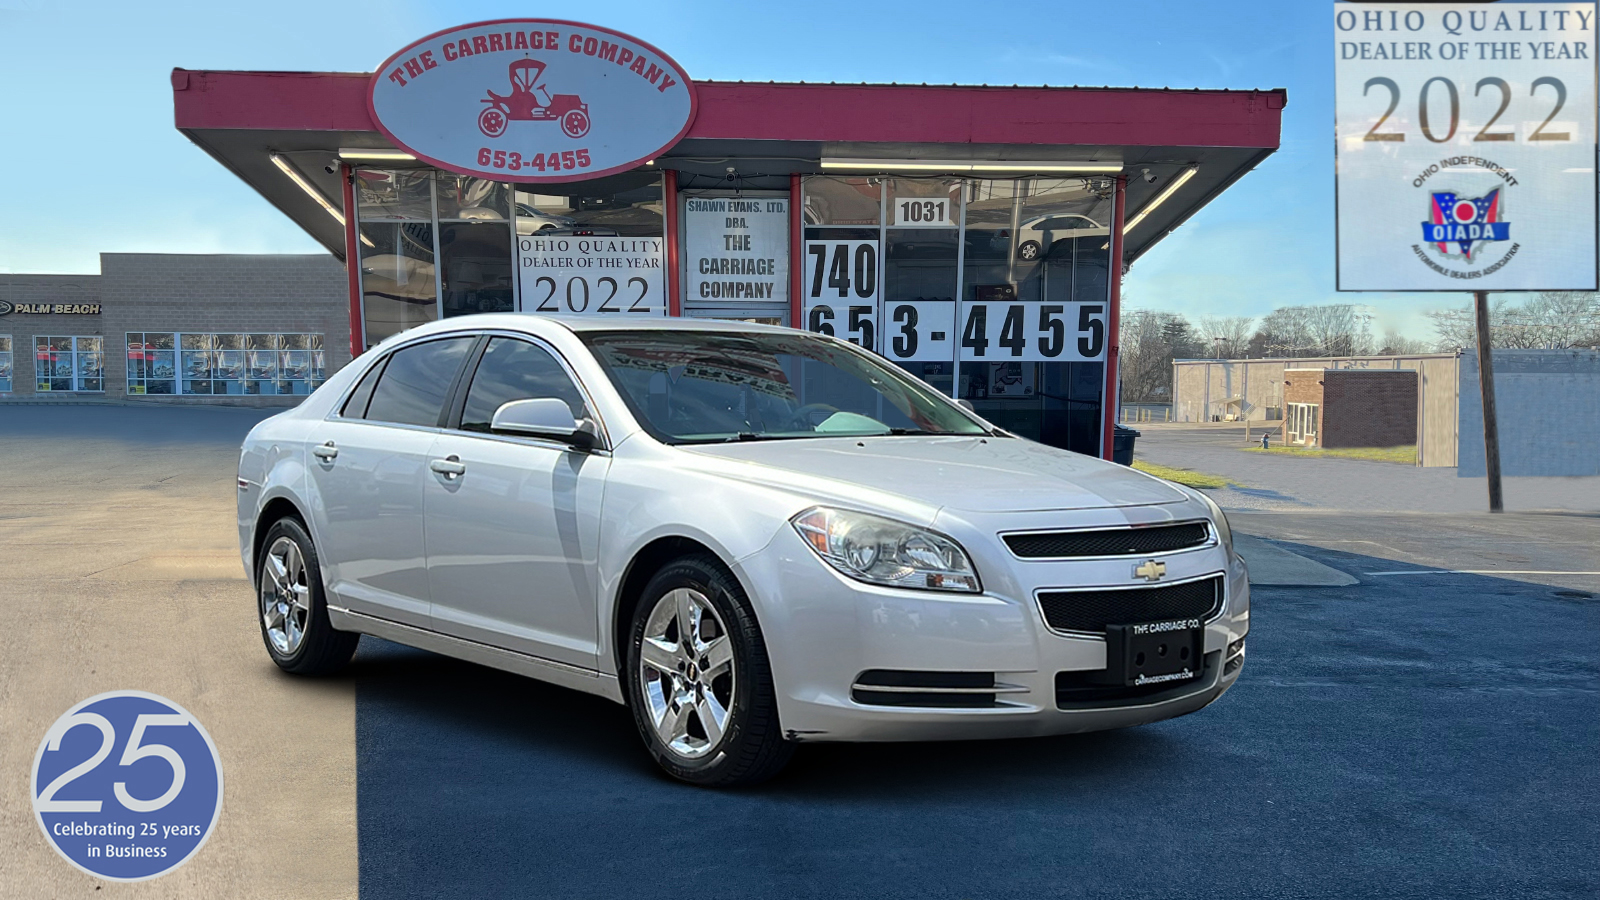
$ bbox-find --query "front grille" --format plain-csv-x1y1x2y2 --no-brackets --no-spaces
1004,522,1210,559
850,670,1024,709
1037,575,1223,634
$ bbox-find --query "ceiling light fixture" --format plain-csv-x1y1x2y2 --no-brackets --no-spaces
1123,166,1198,233
337,148,417,161
821,158,1122,174
271,154,373,248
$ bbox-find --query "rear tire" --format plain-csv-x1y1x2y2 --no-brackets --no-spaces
257,517,359,676
625,554,793,787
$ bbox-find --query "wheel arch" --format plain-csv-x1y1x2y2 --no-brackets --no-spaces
252,495,309,590
609,536,752,683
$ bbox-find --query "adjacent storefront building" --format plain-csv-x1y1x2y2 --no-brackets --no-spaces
165,18,1284,455
0,254,347,404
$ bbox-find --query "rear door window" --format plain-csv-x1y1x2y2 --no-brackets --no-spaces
362,336,475,427
340,357,387,419
458,337,590,433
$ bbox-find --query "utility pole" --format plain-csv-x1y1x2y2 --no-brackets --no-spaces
1473,290,1503,513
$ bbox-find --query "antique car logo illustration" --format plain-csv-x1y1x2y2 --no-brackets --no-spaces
478,58,592,139
1134,560,1167,582
1420,188,1510,260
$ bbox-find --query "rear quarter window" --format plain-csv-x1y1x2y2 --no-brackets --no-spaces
361,337,475,427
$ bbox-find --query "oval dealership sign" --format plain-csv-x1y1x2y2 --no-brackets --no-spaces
368,19,696,183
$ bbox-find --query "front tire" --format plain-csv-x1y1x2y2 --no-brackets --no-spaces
625,555,793,786
257,517,359,675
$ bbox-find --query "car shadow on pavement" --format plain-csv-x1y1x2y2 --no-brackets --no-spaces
349,544,1600,899
347,637,1175,798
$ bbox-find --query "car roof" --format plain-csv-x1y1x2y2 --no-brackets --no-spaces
385,312,802,342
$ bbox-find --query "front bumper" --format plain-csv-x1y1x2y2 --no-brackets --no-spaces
733,522,1249,743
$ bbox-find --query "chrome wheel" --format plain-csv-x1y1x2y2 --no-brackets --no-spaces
260,536,310,656
638,588,737,759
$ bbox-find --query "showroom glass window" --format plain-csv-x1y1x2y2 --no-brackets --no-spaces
459,337,591,433
0,335,12,392
126,332,176,395
883,178,962,397
515,174,667,314
362,336,475,427
437,174,515,318
35,336,102,392
134,333,324,396
802,175,882,350
959,178,1110,454
356,170,440,345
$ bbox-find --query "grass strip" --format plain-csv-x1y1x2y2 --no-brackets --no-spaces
1244,445,1416,465
1130,460,1233,489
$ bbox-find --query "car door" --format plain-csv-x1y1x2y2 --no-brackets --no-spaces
307,334,476,629
423,334,609,669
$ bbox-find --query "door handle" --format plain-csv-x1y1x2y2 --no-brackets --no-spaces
429,455,466,479
312,442,338,461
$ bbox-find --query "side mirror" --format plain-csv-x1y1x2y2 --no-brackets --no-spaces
490,398,598,450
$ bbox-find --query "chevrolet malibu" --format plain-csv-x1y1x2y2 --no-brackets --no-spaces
238,314,1248,786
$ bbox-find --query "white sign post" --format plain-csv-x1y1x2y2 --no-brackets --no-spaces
683,197,789,308
1335,2,1597,290
1334,1,1598,511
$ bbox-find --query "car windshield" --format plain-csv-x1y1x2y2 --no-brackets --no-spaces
580,330,991,444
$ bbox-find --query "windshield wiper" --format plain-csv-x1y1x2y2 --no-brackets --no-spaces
727,432,795,442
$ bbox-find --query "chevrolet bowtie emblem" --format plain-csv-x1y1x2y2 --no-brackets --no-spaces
1134,560,1167,582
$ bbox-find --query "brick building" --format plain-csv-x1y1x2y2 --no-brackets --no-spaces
0,253,349,406
1281,367,1417,449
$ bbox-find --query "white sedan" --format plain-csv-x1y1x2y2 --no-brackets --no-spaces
238,315,1248,786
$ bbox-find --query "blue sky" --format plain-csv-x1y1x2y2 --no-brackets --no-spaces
0,0,1455,338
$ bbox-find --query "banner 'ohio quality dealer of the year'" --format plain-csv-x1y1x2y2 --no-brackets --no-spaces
1334,2,1598,291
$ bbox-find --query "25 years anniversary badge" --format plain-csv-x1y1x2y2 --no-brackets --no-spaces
32,691,223,881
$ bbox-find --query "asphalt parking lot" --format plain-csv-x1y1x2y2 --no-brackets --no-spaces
2,406,1596,899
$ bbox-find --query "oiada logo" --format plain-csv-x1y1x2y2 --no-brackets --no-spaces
368,19,697,184
1420,189,1512,262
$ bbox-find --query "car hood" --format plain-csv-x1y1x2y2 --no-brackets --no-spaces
681,435,1187,513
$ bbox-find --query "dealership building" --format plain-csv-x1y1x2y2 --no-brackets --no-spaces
3,19,1284,458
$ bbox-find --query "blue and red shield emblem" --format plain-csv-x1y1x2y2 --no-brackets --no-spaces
1421,189,1510,257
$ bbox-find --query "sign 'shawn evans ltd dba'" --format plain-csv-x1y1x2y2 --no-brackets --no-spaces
368,19,697,183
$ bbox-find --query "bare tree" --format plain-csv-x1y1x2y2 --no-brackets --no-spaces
1250,306,1314,357
1196,316,1256,358
1248,304,1375,357
1119,308,1202,402
1425,292,1600,350
1377,328,1432,355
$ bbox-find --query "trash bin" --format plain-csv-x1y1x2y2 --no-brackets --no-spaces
1113,425,1140,466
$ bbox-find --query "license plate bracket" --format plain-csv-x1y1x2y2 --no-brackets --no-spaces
1106,617,1203,687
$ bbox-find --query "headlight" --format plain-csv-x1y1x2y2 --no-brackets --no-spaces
1194,491,1234,555
791,507,980,593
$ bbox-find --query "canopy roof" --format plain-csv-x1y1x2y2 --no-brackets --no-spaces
171,69,1285,262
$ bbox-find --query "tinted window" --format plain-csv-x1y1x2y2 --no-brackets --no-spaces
363,337,474,427
340,356,386,418
582,330,987,444
460,337,590,433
